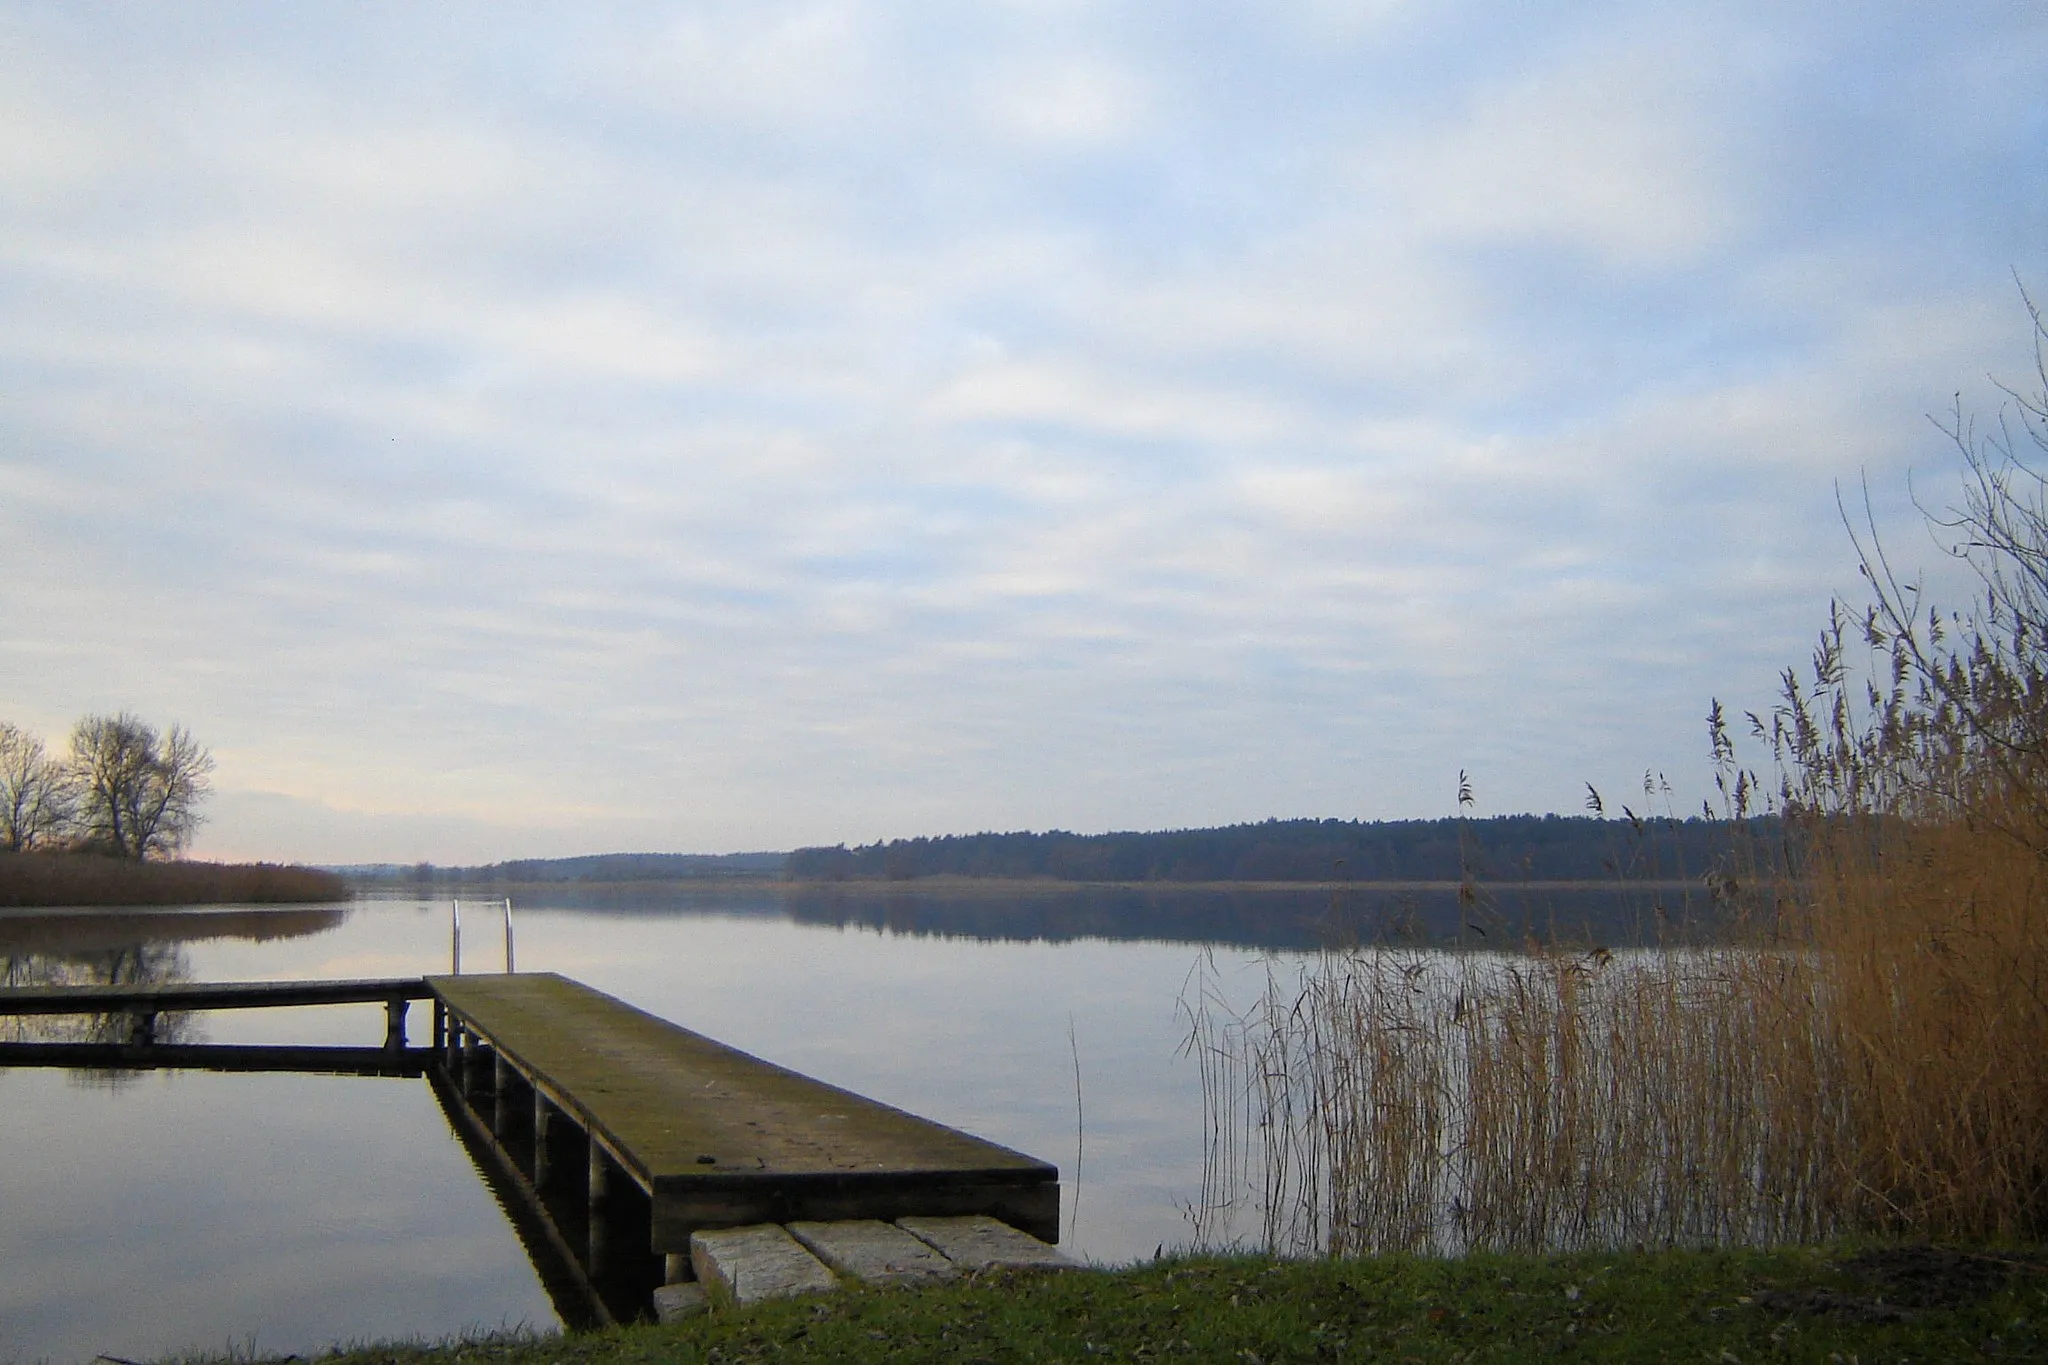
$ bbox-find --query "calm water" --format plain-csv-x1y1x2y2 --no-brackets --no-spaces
0,890,1315,1364
0,882,1692,1363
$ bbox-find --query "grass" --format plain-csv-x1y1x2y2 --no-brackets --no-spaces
0,850,347,907
265,1245,2048,1365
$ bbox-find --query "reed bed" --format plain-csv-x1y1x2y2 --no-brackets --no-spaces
1187,835,2044,1256
0,850,347,906
1188,939,1843,1256
1798,810,2048,1240
1190,305,2048,1254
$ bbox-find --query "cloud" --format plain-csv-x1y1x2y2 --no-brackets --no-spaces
1380,27,1749,268
0,1,2040,860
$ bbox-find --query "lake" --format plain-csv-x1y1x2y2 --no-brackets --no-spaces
0,881,1697,1364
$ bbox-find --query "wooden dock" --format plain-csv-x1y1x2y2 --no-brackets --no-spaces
0,969,1064,1320
0,976,432,1050
430,973,1060,1258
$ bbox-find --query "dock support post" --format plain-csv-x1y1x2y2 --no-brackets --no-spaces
588,1142,611,1274
385,997,409,1052
664,1252,690,1285
493,1054,511,1136
125,1007,157,1046
532,1093,553,1189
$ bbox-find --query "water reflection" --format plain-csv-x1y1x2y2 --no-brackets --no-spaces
0,886,1722,1364
447,880,1719,951
428,1060,668,1330
1,942,199,1057
429,1070,652,1329
0,906,348,955
0,908,343,1056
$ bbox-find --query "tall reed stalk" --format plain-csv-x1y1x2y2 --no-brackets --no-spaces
1186,939,1853,1255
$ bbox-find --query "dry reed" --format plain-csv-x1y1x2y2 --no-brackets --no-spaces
1187,846,2044,1255
1188,297,2048,1254
0,851,347,907
1187,938,1848,1256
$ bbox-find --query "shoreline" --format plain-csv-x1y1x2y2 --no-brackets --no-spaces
355,875,1719,896
0,851,348,908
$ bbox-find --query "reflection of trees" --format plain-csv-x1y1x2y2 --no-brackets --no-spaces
777,885,1720,952
0,906,345,957
1,943,199,1046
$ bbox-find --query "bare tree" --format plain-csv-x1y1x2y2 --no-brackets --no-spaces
68,713,215,860
0,722,76,852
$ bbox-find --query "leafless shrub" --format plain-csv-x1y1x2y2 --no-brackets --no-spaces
0,722,76,852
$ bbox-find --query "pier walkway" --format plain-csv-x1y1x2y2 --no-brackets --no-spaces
0,969,1064,1322
431,973,1060,1257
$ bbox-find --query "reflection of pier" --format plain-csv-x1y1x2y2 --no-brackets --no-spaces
0,971,1061,1325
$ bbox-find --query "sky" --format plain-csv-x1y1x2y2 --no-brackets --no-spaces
2,2,2044,865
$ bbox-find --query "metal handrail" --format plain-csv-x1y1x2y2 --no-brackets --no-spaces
449,897,515,975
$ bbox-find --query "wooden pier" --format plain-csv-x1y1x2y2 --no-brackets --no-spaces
0,976,433,1065
431,973,1060,1260
0,969,1063,1320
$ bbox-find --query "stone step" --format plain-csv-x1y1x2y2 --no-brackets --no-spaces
790,1218,959,1285
651,1281,709,1323
690,1223,839,1305
681,1215,1074,1310
897,1214,1078,1271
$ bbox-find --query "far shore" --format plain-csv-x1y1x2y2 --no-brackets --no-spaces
0,851,348,908
358,874,1717,895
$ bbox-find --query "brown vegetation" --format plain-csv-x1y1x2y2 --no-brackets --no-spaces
0,850,347,907
1191,295,2048,1254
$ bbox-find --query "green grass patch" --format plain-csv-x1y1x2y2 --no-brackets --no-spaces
308,1244,2045,1365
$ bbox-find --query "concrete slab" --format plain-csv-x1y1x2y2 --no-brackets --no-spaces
690,1223,840,1305
897,1215,1077,1271
651,1282,709,1323
789,1219,959,1285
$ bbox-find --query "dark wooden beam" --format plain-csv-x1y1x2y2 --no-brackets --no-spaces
0,977,432,1016
0,1041,434,1076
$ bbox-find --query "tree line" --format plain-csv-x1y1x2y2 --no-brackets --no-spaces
0,712,215,860
788,813,1765,884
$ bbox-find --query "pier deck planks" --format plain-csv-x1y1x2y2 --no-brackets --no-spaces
428,972,1059,1251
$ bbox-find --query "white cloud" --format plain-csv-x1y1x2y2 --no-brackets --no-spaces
1380,32,1747,267
980,54,1153,150
0,1,2039,859
579,3,878,129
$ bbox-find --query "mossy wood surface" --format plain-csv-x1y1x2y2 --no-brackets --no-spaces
429,973,1059,1246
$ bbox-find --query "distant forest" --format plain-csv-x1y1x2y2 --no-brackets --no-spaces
789,815,1768,884
340,815,1774,889
343,851,784,884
